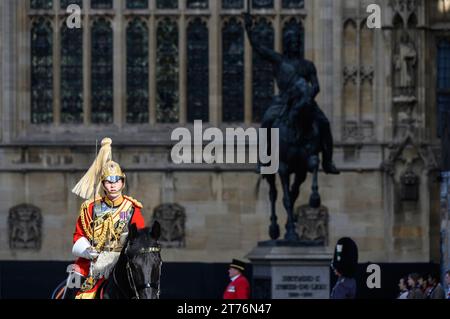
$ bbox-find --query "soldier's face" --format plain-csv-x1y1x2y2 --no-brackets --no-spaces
103,179,123,196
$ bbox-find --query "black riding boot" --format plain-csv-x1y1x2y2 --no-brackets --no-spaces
63,287,80,299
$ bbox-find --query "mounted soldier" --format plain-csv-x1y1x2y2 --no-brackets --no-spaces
63,137,146,299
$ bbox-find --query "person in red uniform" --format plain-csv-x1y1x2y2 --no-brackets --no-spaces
63,138,145,299
223,259,251,299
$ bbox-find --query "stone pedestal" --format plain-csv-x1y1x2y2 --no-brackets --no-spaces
247,243,332,299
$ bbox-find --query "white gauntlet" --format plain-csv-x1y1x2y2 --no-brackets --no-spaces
120,232,128,245
72,237,99,260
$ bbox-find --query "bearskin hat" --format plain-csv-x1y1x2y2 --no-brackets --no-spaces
331,237,358,278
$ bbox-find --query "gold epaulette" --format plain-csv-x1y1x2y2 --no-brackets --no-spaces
81,196,102,210
123,195,143,208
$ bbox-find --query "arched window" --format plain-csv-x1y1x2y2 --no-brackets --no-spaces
187,0,208,9
156,18,179,123
61,24,83,124
282,0,304,9
252,18,274,123
126,19,149,124
28,0,307,129
31,0,53,10
91,18,113,124
252,0,273,9
222,0,243,9
187,18,209,123
60,0,82,8
157,0,178,9
222,18,244,123
31,18,53,124
283,18,304,59
126,0,148,9
437,40,450,137
91,0,112,9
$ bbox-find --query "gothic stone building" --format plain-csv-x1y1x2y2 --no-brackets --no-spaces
0,0,448,266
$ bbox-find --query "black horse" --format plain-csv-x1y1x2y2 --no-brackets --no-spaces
52,221,162,299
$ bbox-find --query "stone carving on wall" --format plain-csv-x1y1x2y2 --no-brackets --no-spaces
381,133,438,178
343,66,374,86
394,33,417,91
360,66,374,85
390,0,419,100
343,121,374,142
390,0,419,136
400,167,420,201
294,205,328,246
391,0,417,23
8,204,42,250
152,203,186,248
343,65,358,85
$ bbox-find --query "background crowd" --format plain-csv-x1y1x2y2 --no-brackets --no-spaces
397,271,450,299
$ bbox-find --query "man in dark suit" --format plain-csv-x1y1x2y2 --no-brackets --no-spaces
223,259,250,299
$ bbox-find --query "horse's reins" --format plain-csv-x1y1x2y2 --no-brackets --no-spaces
113,246,161,299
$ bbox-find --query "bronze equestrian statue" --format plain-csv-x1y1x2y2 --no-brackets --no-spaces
244,13,340,242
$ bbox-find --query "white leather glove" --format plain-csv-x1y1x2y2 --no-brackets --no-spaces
120,232,128,246
85,247,100,260
72,237,99,260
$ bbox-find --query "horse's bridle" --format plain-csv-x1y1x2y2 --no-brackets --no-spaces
114,245,162,299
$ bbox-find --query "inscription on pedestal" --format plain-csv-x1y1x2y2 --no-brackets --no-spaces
272,266,330,299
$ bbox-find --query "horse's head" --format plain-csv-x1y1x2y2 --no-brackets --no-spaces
125,221,162,299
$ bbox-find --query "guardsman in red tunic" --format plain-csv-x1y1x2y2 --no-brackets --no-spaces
63,138,145,299
223,259,251,299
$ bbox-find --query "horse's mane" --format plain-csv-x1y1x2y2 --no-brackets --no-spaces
126,226,160,249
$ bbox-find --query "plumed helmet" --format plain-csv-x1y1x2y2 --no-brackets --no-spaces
101,160,126,183
72,137,126,199
331,237,358,278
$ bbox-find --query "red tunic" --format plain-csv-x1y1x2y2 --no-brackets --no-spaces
223,275,251,299
72,197,145,277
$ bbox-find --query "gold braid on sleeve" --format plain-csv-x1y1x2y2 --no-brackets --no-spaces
79,202,93,240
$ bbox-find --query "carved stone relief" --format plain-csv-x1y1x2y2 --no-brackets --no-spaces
294,205,329,246
152,203,186,248
8,204,42,250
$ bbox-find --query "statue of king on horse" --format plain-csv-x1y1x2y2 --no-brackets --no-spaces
244,12,340,242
